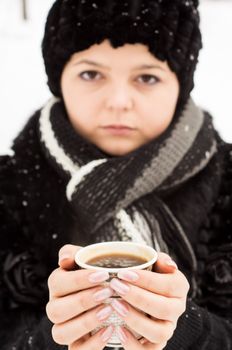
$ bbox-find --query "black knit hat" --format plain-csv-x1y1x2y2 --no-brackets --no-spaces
42,0,202,110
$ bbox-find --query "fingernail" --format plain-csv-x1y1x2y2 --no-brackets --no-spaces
117,270,139,282
93,287,114,302
96,305,113,321
166,259,178,269
111,299,129,317
101,325,114,342
110,278,130,295
117,326,128,344
88,271,109,283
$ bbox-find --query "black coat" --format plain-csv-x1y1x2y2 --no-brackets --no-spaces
0,110,232,349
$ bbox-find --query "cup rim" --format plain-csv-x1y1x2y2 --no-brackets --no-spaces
75,241,158,273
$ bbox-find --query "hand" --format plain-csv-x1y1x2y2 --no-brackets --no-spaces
46,244,115,349
109,252,190,350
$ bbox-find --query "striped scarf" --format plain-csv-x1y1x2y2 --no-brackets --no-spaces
38,97,217,296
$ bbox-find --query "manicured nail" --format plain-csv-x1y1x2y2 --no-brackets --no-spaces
101,325,114,342
117,326,128,344
166,259,178,269
110,278,130,295
96,305,113,321
117,270,139,282
93,287,114,302
88,271,109,283
111,299,129,317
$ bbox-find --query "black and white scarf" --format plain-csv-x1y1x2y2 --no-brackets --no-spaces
38,97,217,294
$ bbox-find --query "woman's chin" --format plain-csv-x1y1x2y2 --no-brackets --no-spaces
96,141,140,157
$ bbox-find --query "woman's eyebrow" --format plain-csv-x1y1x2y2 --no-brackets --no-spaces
73,59,109,69
73,59,166,71
133,64,166,71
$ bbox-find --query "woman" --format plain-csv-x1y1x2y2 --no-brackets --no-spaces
0,0,231,349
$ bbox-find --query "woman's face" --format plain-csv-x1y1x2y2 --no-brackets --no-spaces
61,39,179,156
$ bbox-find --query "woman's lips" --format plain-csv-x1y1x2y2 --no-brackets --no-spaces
101,125,136,136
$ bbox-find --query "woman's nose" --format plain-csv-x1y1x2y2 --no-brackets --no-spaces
105,84,134,111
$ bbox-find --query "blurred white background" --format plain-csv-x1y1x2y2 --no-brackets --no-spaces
0,0,232,155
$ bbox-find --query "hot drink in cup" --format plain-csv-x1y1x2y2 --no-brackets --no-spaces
75,241,157,347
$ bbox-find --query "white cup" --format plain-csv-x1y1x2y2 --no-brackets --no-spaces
75,241,157,348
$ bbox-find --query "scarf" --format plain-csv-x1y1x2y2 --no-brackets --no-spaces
38,97,217,295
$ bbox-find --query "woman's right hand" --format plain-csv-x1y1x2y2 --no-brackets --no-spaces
46,244,115,349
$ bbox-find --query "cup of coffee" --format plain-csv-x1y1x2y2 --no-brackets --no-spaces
75,241,157,348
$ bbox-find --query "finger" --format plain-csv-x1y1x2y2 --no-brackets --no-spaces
116,267,189,298
47,285,114,323
70,325,114,350
110,278,186,321
117,327,168,350
154,252,178,274
69,333,91,347
117,326,143,350
111,299,175,344
74,333,91,345
58,244,82,270
48,267,110,298
52,304,113,345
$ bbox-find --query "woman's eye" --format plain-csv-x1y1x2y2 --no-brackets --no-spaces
137,74,159,85
79,71,102,81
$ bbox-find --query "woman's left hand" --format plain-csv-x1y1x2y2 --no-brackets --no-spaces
109,252,190,350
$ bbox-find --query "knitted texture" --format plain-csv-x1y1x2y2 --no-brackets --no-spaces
42,0,202,110
0,107,232,349
38,97,217,295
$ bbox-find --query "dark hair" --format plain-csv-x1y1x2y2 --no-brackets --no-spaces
42,0,202,109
